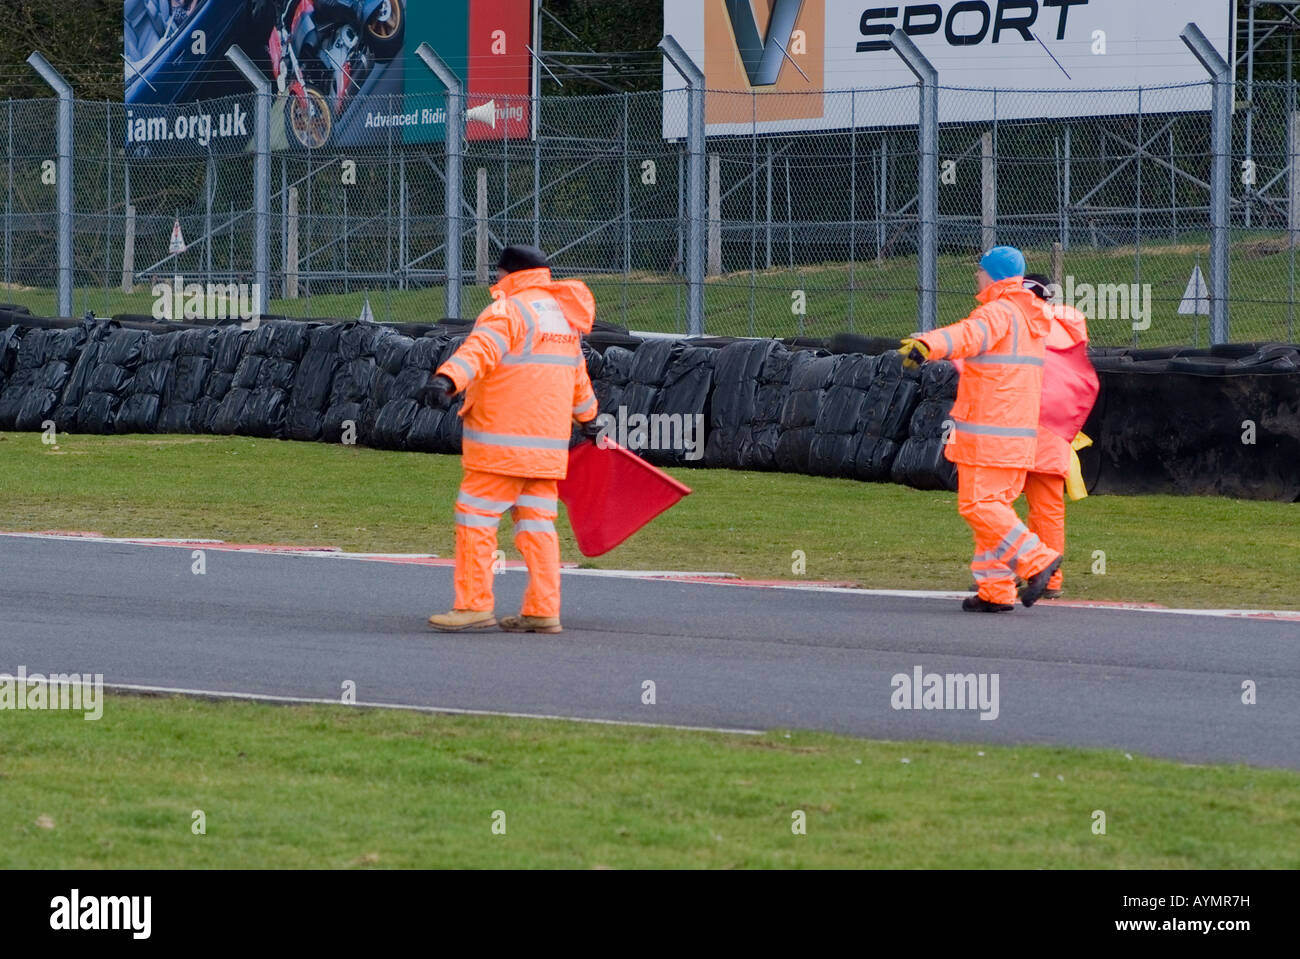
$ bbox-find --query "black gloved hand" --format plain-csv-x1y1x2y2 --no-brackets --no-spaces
417,374,457,409
571,417,604,448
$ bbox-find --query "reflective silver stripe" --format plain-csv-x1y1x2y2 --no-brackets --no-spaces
511,297,536,356
500,353,581,367
573,396,596,415
974,319,991,354
447,356,475,383
474,325,510,356
940,330,953,355
1005,534,1043,572
953,419,1038,439
515,495,558,511
455,513,501,529
993,522,1030,560
974,523,1027,564
972,567,1008,581
515,519,556,534
966,355,1044,367
463,427,571,450
456,492,513,514
1011,306,1021,356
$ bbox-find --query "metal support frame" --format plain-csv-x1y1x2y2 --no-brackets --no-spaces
5,100,11,290
532,0,543,248
416,43,465,319
225,44,270,317
26,52,72,316
888,29,938,332
660,35,704,337
1182,22,1232,345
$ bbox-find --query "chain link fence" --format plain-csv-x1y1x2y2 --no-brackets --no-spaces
2,80,1298,345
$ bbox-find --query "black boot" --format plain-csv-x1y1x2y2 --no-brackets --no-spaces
1020,556,1064,608
962,595,1014,613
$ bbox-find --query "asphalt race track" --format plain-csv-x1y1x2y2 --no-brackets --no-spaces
2,535,1297,769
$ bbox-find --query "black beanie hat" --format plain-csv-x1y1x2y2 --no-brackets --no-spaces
497,244,551,274
1023,274,1053,301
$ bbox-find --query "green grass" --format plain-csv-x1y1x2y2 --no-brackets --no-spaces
3,432,1295,869
1,432,1296,609
2,694,1297,869
9,236,1300,344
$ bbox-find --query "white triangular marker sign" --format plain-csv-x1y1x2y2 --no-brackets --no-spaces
358,297,374,323
1178,264,1210,315
169,219,186,254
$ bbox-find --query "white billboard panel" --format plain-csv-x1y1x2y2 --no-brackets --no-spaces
662,0,1236,138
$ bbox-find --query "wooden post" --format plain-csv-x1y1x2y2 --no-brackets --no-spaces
120,204,135,293
285,187,299,299
981,131,996,251
708,152,721,277
1290,112,1300,248
476,166,489,284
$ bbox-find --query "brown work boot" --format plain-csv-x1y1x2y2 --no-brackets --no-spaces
427,609,498,632
499,614,562,634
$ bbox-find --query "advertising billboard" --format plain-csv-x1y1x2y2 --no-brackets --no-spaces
123,0,533,155
663,0,1237,138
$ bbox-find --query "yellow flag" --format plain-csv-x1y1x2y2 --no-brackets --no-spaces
1066,432,1093,501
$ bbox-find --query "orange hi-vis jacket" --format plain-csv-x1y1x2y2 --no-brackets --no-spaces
436,267,598,480
918,276,1053,470
1033,302,1091,477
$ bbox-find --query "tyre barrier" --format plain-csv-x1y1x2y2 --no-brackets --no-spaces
1,312,1297,500
1080,345,1300,502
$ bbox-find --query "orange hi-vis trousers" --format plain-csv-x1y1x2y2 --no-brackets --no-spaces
957,464,1061,606
1023,472,1066,591
453,469,561,618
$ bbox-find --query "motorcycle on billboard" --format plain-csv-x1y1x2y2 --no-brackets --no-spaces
267,0,404,148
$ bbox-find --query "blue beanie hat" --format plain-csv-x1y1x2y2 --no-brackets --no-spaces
979,246,1026,282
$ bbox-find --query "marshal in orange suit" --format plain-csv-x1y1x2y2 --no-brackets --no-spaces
1020,274,1098,599
425,246,599,634
900,247,1063,613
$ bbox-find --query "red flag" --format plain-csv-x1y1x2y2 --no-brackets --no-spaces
1040,341,1100,442
557,441,692,557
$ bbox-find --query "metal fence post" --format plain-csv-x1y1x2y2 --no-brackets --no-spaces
26,53,73,316
888,30,938,332
765,139,773,270
981,131,996,251
103,101,113,316
876,140,886,264
5,99,11,289
623,90,631,325
225,45,270,317
1181,23,1231,344
205,152,214,287
399,150,408,292
1134,86,1144,347
660,35,704,337
1064,125,1072,251
1289,33,1297,341
416,43,464,320
280,157,288,296
849,92,857,331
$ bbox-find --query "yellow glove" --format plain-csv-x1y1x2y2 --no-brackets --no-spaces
899,338,931,370
1065,431,1093,501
